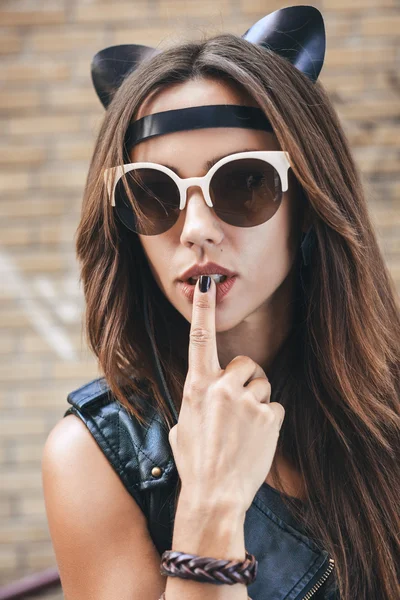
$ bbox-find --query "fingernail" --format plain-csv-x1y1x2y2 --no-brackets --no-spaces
199,275,211,293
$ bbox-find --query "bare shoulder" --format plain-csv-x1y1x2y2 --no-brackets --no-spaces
42,413,166,600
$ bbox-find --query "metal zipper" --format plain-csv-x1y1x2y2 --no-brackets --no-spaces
301,557,335,599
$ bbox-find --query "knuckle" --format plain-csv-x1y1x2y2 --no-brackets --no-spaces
212,379,232,401
189,327,212,346
194,297,210,310
232,354,254,366
261,404,276,423
184,376,206,398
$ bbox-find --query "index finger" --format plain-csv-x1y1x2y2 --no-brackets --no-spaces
188,276,220,376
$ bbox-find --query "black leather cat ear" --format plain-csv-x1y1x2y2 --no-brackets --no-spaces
91,5,325,109
242,5,326,83
91,44,160,109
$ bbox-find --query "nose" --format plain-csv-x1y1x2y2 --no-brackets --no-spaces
179,185,224,248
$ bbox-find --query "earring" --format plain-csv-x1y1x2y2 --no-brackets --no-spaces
300,226,316,267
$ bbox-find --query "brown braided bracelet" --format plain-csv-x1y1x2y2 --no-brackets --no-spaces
160,548,257,586
159,592,253,600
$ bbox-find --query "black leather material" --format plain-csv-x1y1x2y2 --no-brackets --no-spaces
63,376,339,599
91,6,325,109
125,104,274,147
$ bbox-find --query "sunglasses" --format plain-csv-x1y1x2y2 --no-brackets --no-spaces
104,150,291,236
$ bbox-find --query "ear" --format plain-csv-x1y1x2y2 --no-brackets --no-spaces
242,5,326,83
91,44,160,109
90,5,326,109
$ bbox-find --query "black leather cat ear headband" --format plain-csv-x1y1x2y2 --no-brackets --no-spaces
91,5,326,149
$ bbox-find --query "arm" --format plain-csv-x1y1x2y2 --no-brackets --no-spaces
42,414,249,600
164,489,250,599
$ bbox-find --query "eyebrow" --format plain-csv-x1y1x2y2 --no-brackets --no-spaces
162,148,262,177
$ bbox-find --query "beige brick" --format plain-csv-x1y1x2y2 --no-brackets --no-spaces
48,87,99,111
0,310,31,328
12,253,65,273
0,443,7,462
322,73,366,95
0,90,42,112
325,19,354,38
113,27,182,47
38,223,78,245
0,172,31,192
326,46,396,68
0,547,18,570
387,263,400,283
1,469,43,492
323,0,396,9
15,444,47,465
0,498,13,519
159,0,231,18
0,227,32,246
338,98,400,121
361,15,400,36
0,10,66,27
30,29,103,53
55,140,94,161
82,113,104,135
18,496,47,520
0,145,47,166
25,542,57,570
370,210,400,228
52,360,99,380
21,335,87,358
19,388,75,409
37,168,87,190
0,417,47,437
0,62,70,83
9,115,81,136
0,199,65,218
347,126,400,147
0,520,50,544
322,71,393,96
240,0,305,14
75,2,149,23
0,360,45,379
0,335,15,353
0,33,22,54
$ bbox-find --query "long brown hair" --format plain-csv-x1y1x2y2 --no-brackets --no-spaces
75,34,400,599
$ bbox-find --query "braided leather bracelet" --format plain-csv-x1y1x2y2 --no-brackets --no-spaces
159,548,257,599
159,592,253,600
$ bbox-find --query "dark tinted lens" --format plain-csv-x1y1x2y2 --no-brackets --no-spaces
209,158,282,227
114,168,180,235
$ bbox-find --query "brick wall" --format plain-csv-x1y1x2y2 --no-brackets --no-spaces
0,0,399,596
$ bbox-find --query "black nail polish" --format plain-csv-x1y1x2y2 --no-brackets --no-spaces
199,275,211,293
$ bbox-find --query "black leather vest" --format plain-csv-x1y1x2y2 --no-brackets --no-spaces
63,376,339,600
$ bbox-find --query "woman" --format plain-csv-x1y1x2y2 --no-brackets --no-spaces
42,6,400,600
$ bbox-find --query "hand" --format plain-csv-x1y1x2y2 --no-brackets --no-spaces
168,276,285,513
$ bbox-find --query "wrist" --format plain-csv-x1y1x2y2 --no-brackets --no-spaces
173,490,246,559
177,484,247,522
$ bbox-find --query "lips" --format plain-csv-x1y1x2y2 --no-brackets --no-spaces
178,261,237,282
177,274,237,304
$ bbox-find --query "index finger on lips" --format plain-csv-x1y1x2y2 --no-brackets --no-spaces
188,276,220,377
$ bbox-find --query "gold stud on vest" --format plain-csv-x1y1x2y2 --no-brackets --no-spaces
151,466,163,478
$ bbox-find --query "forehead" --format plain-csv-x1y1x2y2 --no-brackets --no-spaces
129,78,280,166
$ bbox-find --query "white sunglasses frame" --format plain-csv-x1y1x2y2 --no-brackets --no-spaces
104,150,291,211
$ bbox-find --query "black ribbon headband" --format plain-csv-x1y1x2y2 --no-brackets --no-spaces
124,105,274,148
